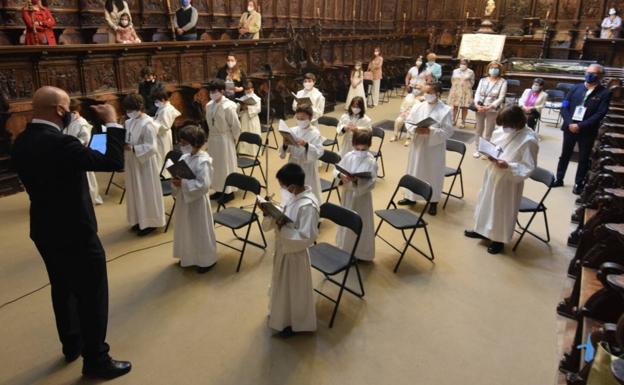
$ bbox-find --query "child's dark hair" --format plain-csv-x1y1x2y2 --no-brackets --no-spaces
295,105,313,119
207,78,226,92
140,66,155,78
122,93,144,112
276,163,305,187
119,12,130,21
151,88,169,101
69,98,81,113
178,124,207,148
426,82,443,95
349,96,366,118
352,130,372,147
496,105,527,130
243,81,254,90
303,73,316,82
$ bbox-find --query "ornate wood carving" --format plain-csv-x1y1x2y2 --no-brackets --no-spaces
558,0,579,20
118,58,149,91
39,62,81,95
0,66,34,100
180,55,204,83
153,56,179,84
581,0,603,19
83,59,116,94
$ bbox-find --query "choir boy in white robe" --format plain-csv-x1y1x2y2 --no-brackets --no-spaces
399,83,454,216
152,88,181,174
261,163,319,336
238,81,262,155
465,106,539,254
65,99,103,205
291,73,325,126
336,96,373,156
205,78,241,204
334,131,377,261
279,105,325,202
172,125,218,273
122,94,166,236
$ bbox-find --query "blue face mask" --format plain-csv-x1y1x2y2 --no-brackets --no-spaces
585,72,598,84
181,0,190,6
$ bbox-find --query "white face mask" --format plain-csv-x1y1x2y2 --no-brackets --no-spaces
531,85,541,92
351,107,361,115
374,51,380,56
120,20,129,27
502,127,516,134
296,119,310,129
416,61,422,67
210,92,221,101
154,100,162,108
247,5,254,12
126,110,140,119
226,61,236,69
460,64,467,71
245,90,253,96
412,88,422,96
280,186,294,205
180,144,193,154
424,93,437,103
303,82,314,90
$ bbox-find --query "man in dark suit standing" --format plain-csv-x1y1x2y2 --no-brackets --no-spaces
10,86,131,379
554,64,611,194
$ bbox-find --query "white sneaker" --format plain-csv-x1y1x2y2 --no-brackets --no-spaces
404,140,410,147
473,151,481,158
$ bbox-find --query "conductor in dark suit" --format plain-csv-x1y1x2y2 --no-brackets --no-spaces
554,64,611,194
10,86,131,379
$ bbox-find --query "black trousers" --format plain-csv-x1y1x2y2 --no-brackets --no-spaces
555,128,597,186
33,234,110,363
526,109,540,130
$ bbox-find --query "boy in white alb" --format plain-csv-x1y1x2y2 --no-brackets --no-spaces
152,88,181,173
291,72,325,126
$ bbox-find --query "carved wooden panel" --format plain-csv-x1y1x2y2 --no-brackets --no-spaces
535,0,555,18
345,0,354,21
333,43,343,64
0,65,34,100
581,0,605,19
205,54,221,79
276,0,289,17
180,55,204,84
325,0,335,19
322,45,333,64
118,57,149,91
249,50,267,72
464,0,482,18
558,0,580,19
343,43,354,63
302,0,314,17
193,0,209,12
503,0,532,21
213,0,228,15
152,55,179,84
428,0,444,19
39,61,81,96
261,0,274,17
83,59,116,94
336,0,344,20
269,50,285,70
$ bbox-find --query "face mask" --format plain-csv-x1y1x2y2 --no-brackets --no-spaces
355,66,361,70
180,144,193,154
585,72,598,84
181,0,190,6
227,61,236,69
531,85,541,92
351,107,361,115
374,51,379,56
303,82,314,90
610,9,616,15
126,110,140,119
460,64,467,71
502,127,515,134
489,68,500,77
120,20,129,27
424,93,437,103
247,5,254,12
210,92,221,101
154,100,162,108
412,88,422,96
416,61,422,67
280,186,294,205
61,110,72,129
245,91,253,96
296,119,310,129
427,60,435,65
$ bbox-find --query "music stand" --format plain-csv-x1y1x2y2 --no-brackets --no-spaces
259,64,274,196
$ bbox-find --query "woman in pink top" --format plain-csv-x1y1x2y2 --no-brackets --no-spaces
517,78,547,130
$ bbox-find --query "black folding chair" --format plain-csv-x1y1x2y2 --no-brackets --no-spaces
375,175,435,273
105,171,126,204
371,125,386,178
310,202,365,328
505,79,521,105
442,139,466,209
318,116,340,153
160,149,183,232
541,89,566,126
236,132,267,197
556,82,576,95
512,167,555,251
213,173,267,272
364,79,374,107
379,77,391,104
319,150,342,203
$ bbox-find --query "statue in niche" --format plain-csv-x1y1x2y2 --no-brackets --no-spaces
485,0,496,16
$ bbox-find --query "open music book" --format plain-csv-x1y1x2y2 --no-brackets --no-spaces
235,96,257,105
278,120,301,146
335,164,373,179
406,116,438,129
165,158,196,180
256,195,293,224
291,92,312,106
477,139,504,160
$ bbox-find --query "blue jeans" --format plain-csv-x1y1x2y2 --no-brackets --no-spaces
177,33,197,41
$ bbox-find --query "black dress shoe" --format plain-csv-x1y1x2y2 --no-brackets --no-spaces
428,202,437,216
209,192,223,200
487,241,504,254
82,357,132,379
464,230,486,239
64,349,81,363
397,198,415,206
130,224,140,232
137,227,156,236
572,184,584,195
197,262,216,274
218,193,235,204
552,179,564,187
278,326,295,338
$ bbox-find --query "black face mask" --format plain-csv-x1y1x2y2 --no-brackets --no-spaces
62,110,72,129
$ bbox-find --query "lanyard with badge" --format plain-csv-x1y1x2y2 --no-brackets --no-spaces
572,89,592,122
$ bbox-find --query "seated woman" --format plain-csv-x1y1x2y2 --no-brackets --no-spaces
464,106,539,254
115,13,141,44
518,78,547,130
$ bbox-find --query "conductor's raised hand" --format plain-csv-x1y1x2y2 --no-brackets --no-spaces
91,104,118,124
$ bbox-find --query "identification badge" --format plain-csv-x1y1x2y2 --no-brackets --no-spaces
572,106,586,121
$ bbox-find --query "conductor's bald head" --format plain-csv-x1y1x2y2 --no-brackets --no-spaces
32,86,71,129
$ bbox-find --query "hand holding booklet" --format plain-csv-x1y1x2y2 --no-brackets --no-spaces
478,138,504,160
256,195,292,224
235,96,257,105
165,158,196,179
291,92,312,107
278,120,301,146
335,164,373,179
406,117,438,129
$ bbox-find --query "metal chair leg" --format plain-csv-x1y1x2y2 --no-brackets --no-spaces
328,267,351,328
105,172,115,195
393,228,417,273
164,199,175,233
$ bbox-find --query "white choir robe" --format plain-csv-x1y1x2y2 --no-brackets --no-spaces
64,116,103,205
333,150,378,261
172,151,218,267
206,97,241,194
154,102,181,177
124,114,166,228
291,87,326,125
278,124,325,203
404,101,454,203
473,127,539,243
262,187,319,332
336,113,373,156
238,93,262,155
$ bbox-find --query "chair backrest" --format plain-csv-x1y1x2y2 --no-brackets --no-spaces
545,89,565,101
398,174,432,202
319,149,341,165
223,172,261,195
445,138,466,155
238,131,263,147
371,125,385,154
530,166,555,187
160,149,183,178
318,116,339,127
556,82,576,94
507,79,521,88
320,202,362,240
